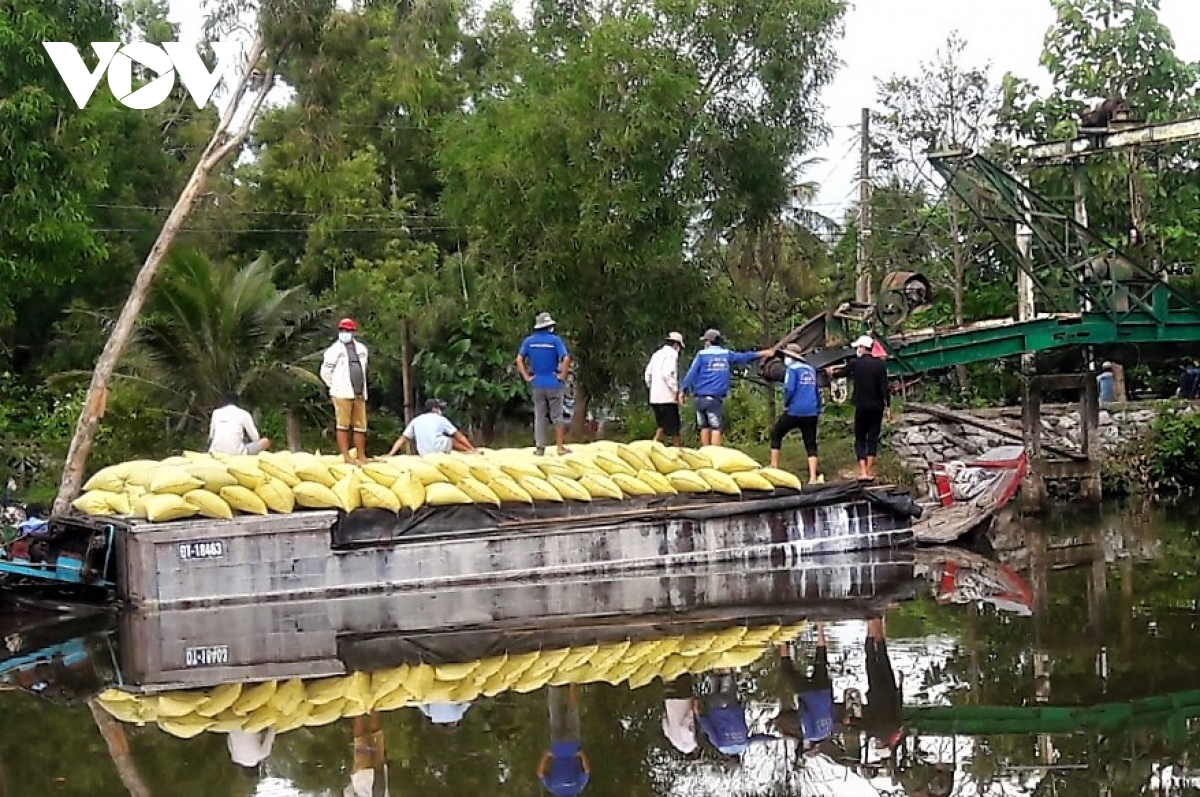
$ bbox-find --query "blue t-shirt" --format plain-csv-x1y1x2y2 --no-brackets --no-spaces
1097,371,1115,402
541,741,589,796
519,331,569,389
402,412,457,455
783,359,821,417
680,346,760,399
798,688,834,742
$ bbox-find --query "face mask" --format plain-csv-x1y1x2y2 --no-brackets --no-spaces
784,356,797,367
338,332,352,344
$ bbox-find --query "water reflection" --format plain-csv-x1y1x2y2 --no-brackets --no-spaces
1,506,1199,796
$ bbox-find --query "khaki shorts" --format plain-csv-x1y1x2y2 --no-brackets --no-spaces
333,397,368,432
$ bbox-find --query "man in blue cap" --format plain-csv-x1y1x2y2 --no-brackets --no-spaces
680,329,774,446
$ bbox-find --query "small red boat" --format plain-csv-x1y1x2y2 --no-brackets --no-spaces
913,445,1028,544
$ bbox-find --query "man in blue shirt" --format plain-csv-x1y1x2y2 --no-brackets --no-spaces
517,312,572,455
680,329,774,446
538,684,591,796
769,345,823,485
1097,361,1116,404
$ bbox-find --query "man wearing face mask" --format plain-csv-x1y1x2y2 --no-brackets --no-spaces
769,344,823,484
839,335,891,480
321,318,370,465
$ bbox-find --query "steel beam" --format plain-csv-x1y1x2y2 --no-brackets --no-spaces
1020,118,1200,166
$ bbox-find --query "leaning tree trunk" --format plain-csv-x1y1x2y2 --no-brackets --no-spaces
53,38,275,516
569,387,590,441
89,700,152,797
285,406,303,452
949,194,971,393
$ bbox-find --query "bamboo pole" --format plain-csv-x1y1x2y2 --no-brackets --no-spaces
53,37,275,516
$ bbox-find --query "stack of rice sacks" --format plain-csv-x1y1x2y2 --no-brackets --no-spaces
94,620,807,738
71,441,804,523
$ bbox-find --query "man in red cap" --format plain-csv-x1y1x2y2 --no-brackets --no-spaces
320,318,370,464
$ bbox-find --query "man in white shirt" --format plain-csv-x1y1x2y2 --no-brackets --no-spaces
386,399,476,456
320,318,370,465
644,331,685,446
208,393,271,456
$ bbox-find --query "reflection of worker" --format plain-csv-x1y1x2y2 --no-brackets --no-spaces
694,670,774,762
538,684,591,796
228,728,275,778
770,623,834,751
843,618,904,753
418,701,472,728
345,713,389,797
387,400,476,456
661,674,699,757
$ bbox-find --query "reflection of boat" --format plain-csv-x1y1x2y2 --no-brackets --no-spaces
913,445,1028,545
914,546,1034,616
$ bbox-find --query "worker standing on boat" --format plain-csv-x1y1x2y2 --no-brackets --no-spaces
516,312,572,456
537,684,591,796
321,318,370,465
838,335,890,480
386,399,476,456
644,332,685,447
768,345,823,484
208,393,271,456
680,329,774,447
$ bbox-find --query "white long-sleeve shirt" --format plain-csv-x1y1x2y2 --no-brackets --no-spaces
644,345,680,404
208,404,261,455
320,340,370,400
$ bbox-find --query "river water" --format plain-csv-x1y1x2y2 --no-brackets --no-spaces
1,504,1198,797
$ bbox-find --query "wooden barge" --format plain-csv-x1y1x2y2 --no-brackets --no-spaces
49,482,921,611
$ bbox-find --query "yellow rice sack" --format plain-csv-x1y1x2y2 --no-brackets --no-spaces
517,474,563,502
537,459,577,480
668,470,710,493
678,448,714,470
488,475,534,504
731,470,776,492
293,481,341,509
332,472,362,512
613,444,653,472
699,445,761,473
425,482,473,506
226,457,265,489
610,472,657,497
390,472,426,512
144,493,200,523
758,467,803,490
362,461,403,488
546,475,591,502
119,460,161,487
392,456,449,486
578,472,624,500
257,456,301,488
649,448,686,474
360,482,401,513
497,458,544,480
256,477,296,513
466,460,503,483
148,466,204,496
458,477,501,507
425,453,472,483
637,469,677,495
83,465,126,493
160,455,190,467
328,463,358,483
186,463,239,492
183,489,234,520
294,457,337,488
128,493,148,519
593,451,637,477
72,490,121,516
106,491,132,516
220,485,268,515
696,467,742,496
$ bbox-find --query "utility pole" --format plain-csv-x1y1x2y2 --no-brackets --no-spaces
856,107,872,305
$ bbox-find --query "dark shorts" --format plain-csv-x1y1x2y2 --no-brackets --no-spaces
694,396,724,430
651,403,681,436
770,414,818,455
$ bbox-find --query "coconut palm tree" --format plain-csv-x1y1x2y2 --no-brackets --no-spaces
130,248,332,443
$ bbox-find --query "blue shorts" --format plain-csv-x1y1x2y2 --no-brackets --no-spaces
694,396,725,430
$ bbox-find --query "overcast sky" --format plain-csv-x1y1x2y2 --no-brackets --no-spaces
168,0,1200,215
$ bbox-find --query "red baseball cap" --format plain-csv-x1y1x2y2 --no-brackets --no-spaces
337,318,357,331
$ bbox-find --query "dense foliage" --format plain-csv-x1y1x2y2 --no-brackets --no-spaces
3,0,1200,496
